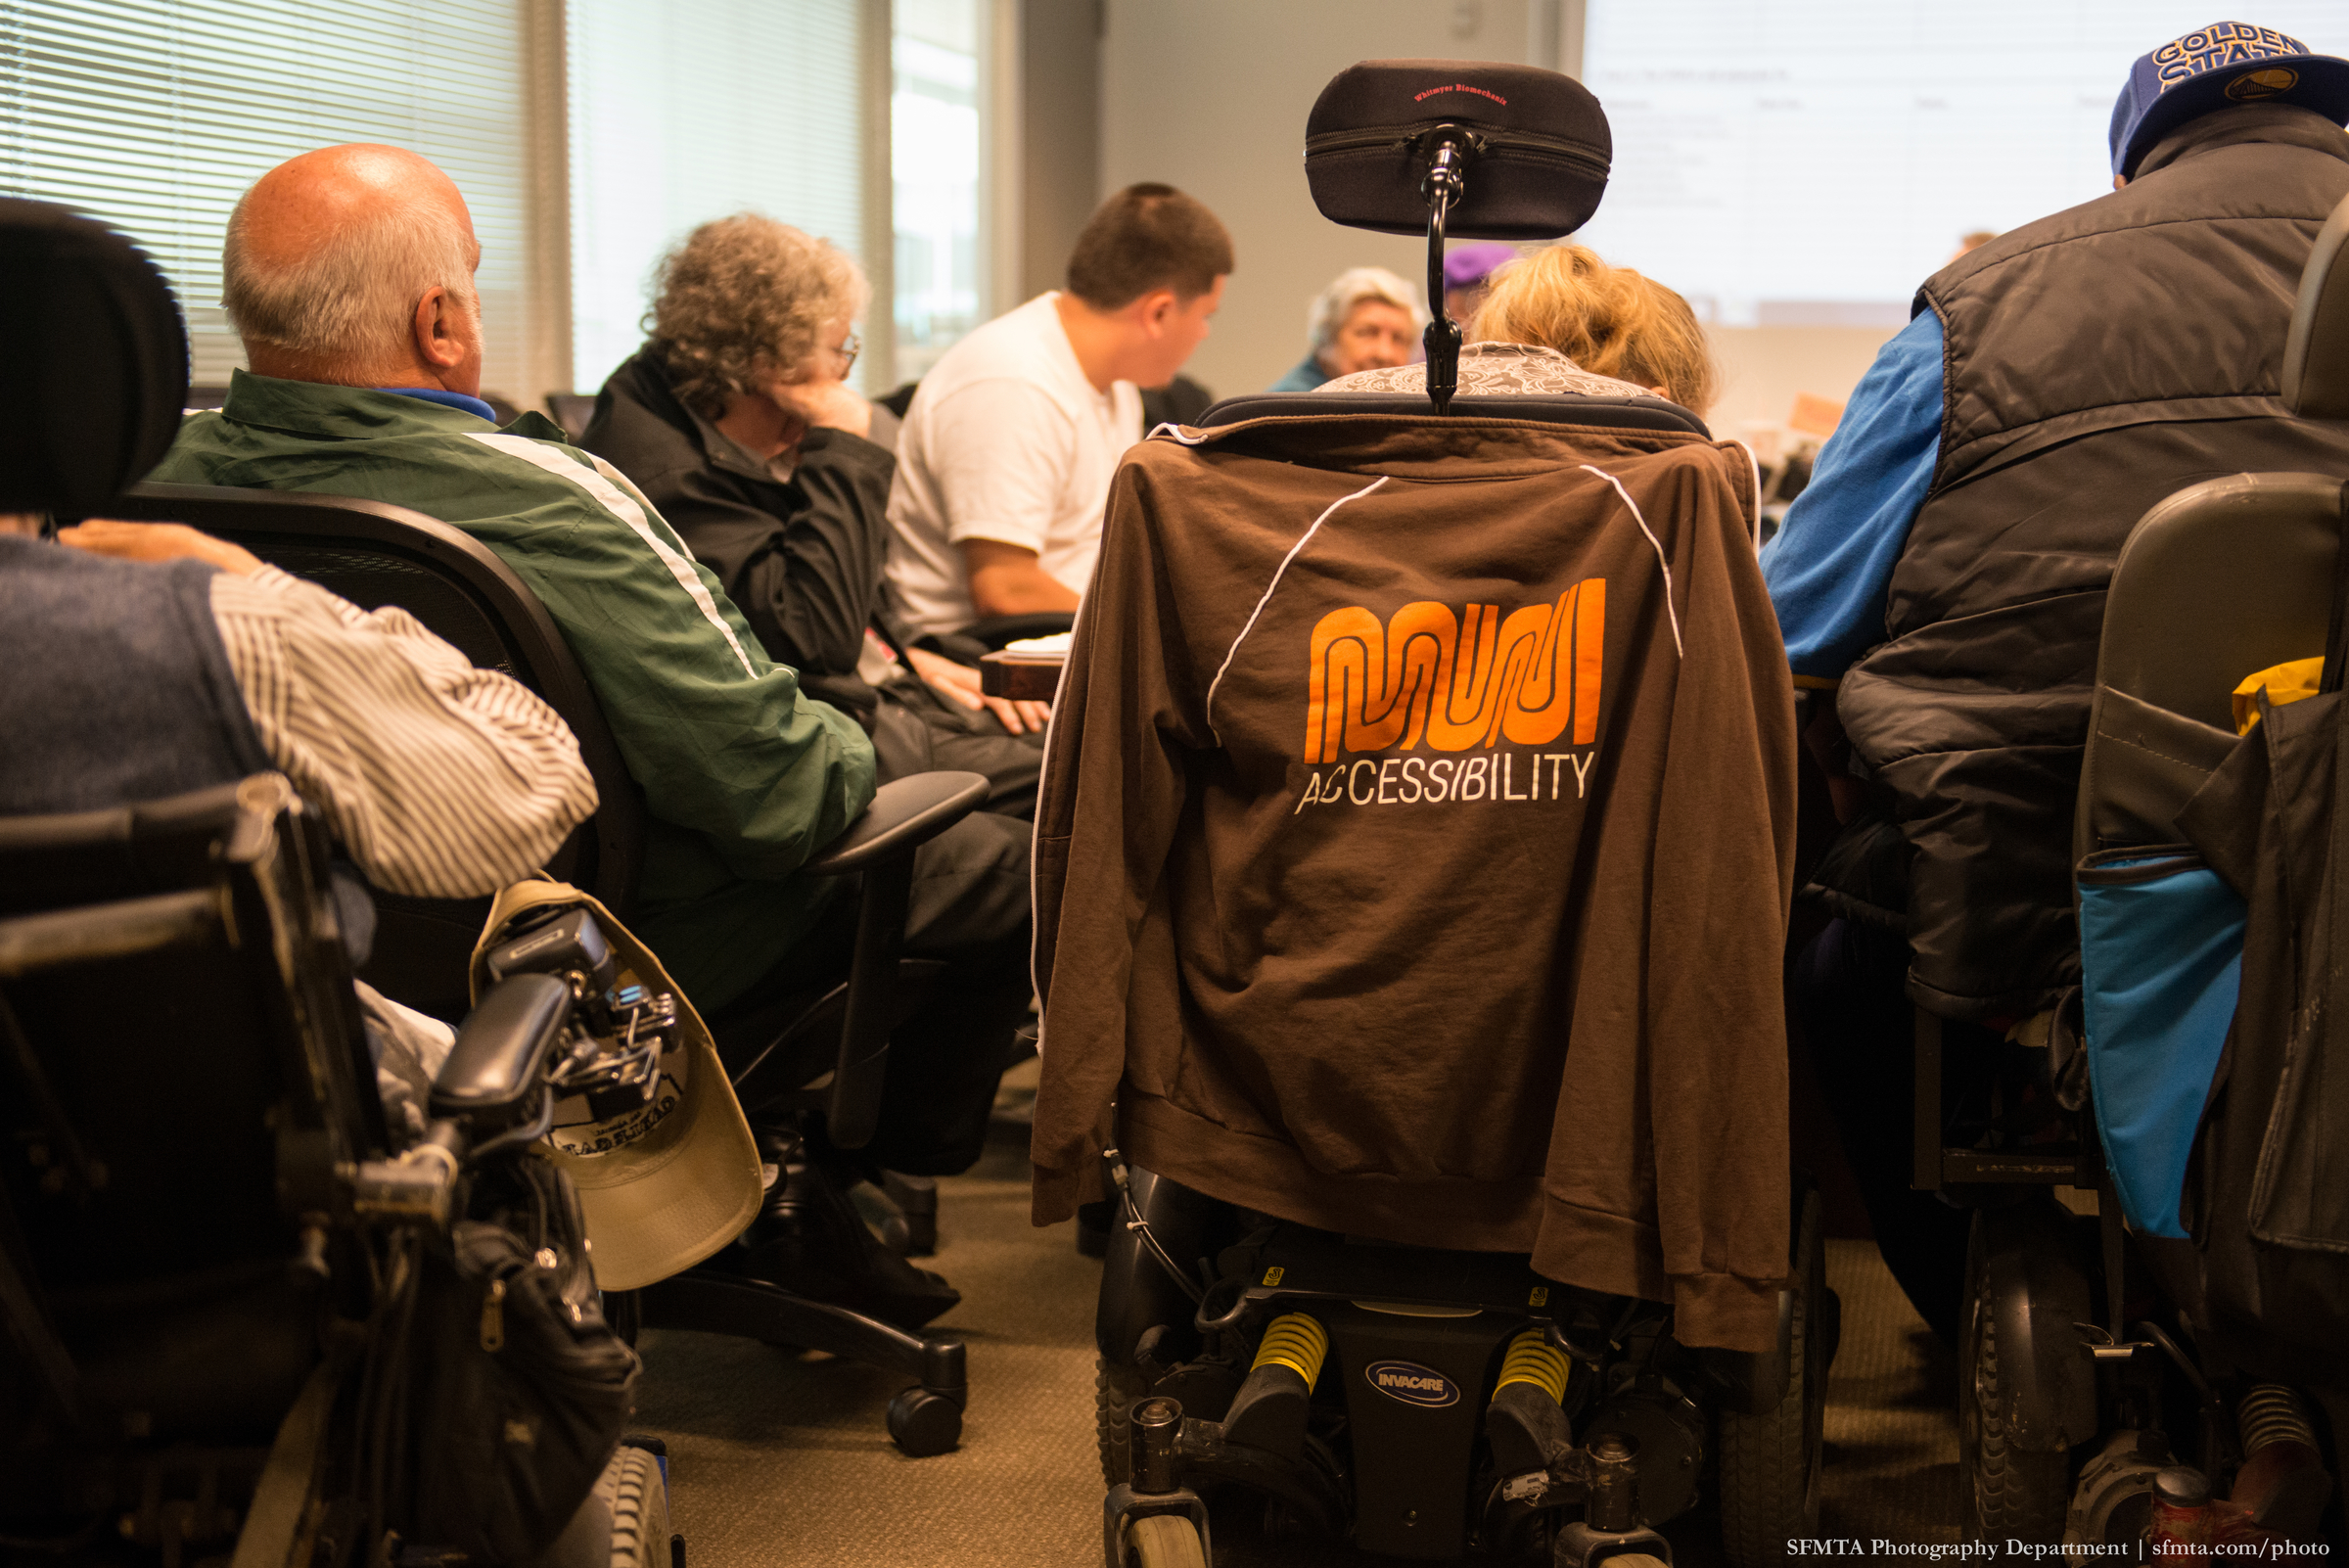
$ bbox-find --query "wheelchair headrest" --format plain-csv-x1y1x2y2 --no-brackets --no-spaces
1305,60,1610,240
0,200,189,515
2283,189,2349,420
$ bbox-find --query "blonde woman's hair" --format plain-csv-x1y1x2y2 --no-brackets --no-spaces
648,213,870,419
1470,245,1719,416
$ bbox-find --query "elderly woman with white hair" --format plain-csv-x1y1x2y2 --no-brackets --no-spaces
581,212,1052,815
1265,265,1427,392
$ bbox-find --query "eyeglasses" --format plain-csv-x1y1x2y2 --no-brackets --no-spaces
832,331,860,376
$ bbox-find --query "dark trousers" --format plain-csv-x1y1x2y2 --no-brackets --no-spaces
870,679,1046,821
1791,916,1980,1345
720,809,1034,1176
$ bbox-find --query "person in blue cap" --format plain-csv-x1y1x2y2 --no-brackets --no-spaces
1764,22,2349,1346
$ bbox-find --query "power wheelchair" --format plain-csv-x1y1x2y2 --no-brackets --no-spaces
1077,61,1829,1568
1905,193,2349,1551
0,775,674,1566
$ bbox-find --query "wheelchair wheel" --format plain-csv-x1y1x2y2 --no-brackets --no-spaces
1123,1513,1207,1568
535,1444,669,1568
601,1446,669,1568
1958,1247,2068,1543
1097,1357,1150,1487
1719,1185,1827,1567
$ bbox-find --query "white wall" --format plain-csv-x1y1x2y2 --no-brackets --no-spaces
1708,325,1898,452
1099,0,1537,401
1095,0,1897,426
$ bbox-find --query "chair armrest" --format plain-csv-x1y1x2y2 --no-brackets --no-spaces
429,972,572,1123
963,612,1077,650
805,772,990,877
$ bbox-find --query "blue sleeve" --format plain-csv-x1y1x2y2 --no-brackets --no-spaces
1759,310,1945,683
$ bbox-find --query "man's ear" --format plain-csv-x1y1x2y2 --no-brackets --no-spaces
413,284,465,370
1132,287,1179,338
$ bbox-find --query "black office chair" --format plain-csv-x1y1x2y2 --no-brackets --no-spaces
106,482,990,1454
105,481,645,1022
0,774,659,1565
546,392,599,443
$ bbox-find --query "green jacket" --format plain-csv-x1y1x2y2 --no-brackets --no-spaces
151,370,876,1011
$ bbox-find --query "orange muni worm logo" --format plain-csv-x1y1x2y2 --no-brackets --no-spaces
1303,581,1604,762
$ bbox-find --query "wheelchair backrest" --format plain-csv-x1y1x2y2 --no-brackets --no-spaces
1194,391,1709,438
0,776,384,1446
0,775,382,1288
2076,190,2349,856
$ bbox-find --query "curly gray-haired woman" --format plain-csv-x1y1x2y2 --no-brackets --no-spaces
581,212,1053,807
646,212,876,445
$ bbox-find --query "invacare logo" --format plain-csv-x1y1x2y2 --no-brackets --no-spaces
1365,1360,1461,1408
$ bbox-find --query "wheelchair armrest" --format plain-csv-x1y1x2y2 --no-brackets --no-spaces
428,971,573,1123
804,772,990,877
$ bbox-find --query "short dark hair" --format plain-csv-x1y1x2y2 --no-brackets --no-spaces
1064,183,1233,310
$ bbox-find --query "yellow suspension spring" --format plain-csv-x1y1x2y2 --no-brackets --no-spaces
1495,1327,1572,1405
1251,1312,1329,1389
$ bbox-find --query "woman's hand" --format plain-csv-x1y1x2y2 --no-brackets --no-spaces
905,645,1051,737
58,520,264,576
768,374,874,441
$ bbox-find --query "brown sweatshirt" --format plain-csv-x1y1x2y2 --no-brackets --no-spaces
1030,408,1797,1353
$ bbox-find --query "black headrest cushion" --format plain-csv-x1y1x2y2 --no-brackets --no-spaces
0,200,189,514
1304,60,1610,240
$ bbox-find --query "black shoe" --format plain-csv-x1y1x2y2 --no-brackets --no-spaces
722,1128,962,1330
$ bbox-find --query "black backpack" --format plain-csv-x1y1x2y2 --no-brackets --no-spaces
389,1152,640,1562
2178,545,2349,1384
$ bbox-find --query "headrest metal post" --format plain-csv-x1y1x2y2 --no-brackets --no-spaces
1417,125,1479,416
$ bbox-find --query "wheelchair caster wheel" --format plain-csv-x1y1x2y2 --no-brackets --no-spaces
888,1387,962,1455
1122,1514,1207,1568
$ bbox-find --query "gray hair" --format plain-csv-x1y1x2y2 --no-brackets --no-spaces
1306,265,1427,350
221,188,478,364
648,213,869,418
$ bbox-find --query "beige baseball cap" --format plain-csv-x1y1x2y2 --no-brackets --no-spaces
470,879,761,1291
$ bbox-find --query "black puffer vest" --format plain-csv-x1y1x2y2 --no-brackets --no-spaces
1838,106,2349,1023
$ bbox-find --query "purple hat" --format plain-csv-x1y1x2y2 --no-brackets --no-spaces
1442,242,1518,293
2109,21,2349,178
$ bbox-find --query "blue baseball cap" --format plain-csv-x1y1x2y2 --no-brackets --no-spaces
2109,21,2349,179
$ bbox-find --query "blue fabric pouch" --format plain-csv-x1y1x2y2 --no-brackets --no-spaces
2075,846,2247,1238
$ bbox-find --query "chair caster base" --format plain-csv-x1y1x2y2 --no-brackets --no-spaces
888,1385,964,1455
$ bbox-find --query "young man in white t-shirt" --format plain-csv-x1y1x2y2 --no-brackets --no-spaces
886,183,1233,639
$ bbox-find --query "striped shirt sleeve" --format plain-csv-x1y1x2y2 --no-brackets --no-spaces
208,565,599,899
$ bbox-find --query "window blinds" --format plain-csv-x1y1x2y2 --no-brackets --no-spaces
0,1,547,396
566,0,866,395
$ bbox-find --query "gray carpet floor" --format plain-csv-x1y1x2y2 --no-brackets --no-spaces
633,1113,1959,1565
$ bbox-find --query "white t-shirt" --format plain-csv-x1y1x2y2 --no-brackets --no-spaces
885,293,1144,636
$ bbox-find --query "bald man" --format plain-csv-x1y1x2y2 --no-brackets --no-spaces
149,147,1032,1221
